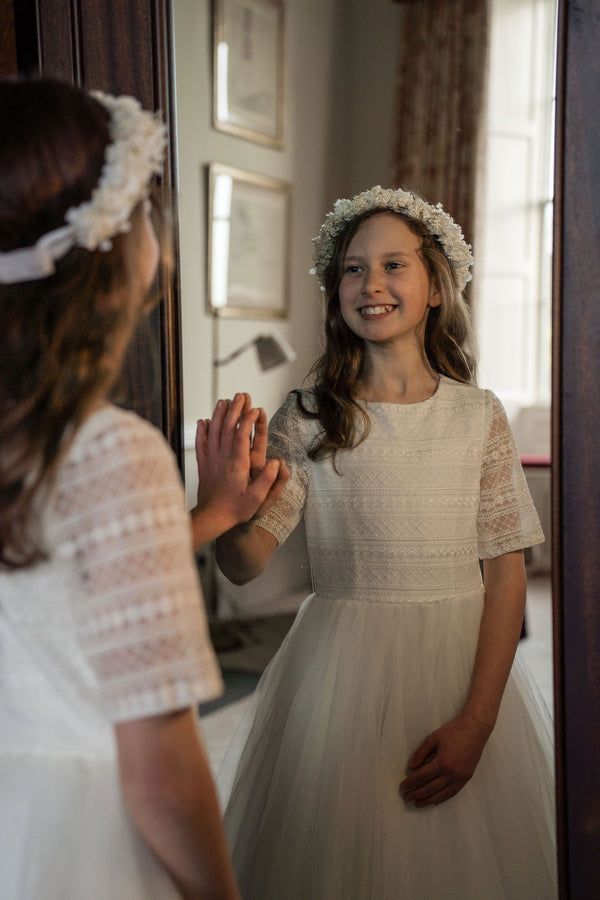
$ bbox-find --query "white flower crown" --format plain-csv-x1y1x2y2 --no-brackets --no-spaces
311,185,474,293
0,91,166,285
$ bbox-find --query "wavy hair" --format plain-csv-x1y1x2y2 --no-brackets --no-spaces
0,78,162,569
300,208,477,463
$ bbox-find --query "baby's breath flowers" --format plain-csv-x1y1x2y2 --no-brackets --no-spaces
312,186,474,293
0,92,165,285
66,92,166,251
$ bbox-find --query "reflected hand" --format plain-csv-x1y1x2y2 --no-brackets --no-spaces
399,713,491,807
247,405,289,519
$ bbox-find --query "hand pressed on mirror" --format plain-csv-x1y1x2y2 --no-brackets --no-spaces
191,393,288,550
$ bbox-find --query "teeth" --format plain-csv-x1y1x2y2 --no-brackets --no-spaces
360,305,395,316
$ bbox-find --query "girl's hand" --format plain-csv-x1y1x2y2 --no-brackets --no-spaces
192,394,288,546
399,713,491,807
246,405,289,520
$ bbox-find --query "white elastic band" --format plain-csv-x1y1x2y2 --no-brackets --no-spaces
0,226,76,285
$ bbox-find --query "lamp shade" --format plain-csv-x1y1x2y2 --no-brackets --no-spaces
255,333,296,370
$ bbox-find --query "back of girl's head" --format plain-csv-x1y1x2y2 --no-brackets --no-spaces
0,78,156,569
0,79,109,250
0,79,143,400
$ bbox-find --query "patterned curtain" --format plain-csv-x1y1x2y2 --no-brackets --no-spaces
391,0,489,286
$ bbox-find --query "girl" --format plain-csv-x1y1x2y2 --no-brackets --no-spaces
0,78,286,900
211,187,557,898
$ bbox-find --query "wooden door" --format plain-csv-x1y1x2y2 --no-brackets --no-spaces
552,0,600,895
7,0,183,467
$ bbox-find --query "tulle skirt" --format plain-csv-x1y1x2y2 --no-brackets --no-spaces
0,750,180,900
219,589,557,899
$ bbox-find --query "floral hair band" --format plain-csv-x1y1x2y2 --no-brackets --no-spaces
311,185,474,293
0,91,166,285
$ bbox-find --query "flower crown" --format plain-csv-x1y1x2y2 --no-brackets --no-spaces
312,186,474,293
0,91,166,285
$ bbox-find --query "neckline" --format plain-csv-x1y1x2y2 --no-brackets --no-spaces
361,374,447,408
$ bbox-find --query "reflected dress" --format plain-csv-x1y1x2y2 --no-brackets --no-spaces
219,376,556,899
0,406,223,900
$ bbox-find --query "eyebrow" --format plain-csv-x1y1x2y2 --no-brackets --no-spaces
344,250,414,261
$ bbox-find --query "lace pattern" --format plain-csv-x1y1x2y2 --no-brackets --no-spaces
47,406,223,723
257,381,544,605
477,393,543,557
257,395,310,545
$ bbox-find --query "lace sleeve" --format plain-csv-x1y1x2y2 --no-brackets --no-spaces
255,392,310,546
52,408,223,723
477,393,545,559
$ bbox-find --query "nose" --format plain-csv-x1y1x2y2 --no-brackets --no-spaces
361,269,383,296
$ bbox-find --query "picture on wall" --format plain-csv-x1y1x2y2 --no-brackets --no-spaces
212,0,285,148
207,162,291,319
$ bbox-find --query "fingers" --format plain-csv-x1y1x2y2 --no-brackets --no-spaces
271,458,290,495
400,754,439,796
248,459,290,511
195,418,207,455
247,459,284,502
207,394,253,454
194,418,211,467
400,758,449,807
401,760,466,807
250,408,269,469
206,398,229,453
220,394,250,453
233,405,260,450
401,773,451,807
400,729,477,808
251,458,289,494
407,733,438,771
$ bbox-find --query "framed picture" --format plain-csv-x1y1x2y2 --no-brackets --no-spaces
212,0,285,148
207,163,291,319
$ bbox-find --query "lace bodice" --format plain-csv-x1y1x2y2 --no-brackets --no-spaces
0,406,222,757
258,377,543,605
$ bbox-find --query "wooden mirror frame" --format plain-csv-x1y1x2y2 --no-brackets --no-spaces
552,0,600,894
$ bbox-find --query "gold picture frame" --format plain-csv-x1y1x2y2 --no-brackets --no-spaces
207,163,291,319
212,0,286,149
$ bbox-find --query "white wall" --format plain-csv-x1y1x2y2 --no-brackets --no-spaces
172,0,404,614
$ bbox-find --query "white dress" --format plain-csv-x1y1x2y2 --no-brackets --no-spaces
219,376,556,899
0,405,223,900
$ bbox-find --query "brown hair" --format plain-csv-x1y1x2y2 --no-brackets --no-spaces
300,208,477,462
0,78,161,568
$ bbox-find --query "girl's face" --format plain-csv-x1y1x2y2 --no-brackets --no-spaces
338,212,440,350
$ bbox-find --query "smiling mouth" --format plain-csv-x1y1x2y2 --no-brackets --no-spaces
358,305,397,316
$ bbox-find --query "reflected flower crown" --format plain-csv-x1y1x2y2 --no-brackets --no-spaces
0,91,166,285
312,185,474,293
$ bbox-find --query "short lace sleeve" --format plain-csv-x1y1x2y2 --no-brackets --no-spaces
51,407,223,723
255,392,310,545
477,392,545,558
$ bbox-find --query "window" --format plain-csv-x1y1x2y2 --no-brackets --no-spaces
476,0,556,413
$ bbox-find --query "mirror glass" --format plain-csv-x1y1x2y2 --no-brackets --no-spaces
171,0,557,835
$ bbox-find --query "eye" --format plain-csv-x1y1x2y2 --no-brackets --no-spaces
385,261,403,271
343,264,363,274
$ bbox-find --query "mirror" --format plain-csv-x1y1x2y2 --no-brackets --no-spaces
172,0,560,886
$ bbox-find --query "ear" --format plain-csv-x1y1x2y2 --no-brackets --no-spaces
428,284,441,308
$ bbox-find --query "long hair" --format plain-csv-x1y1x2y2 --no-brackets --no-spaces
301,208,477,462
0,78,158,569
